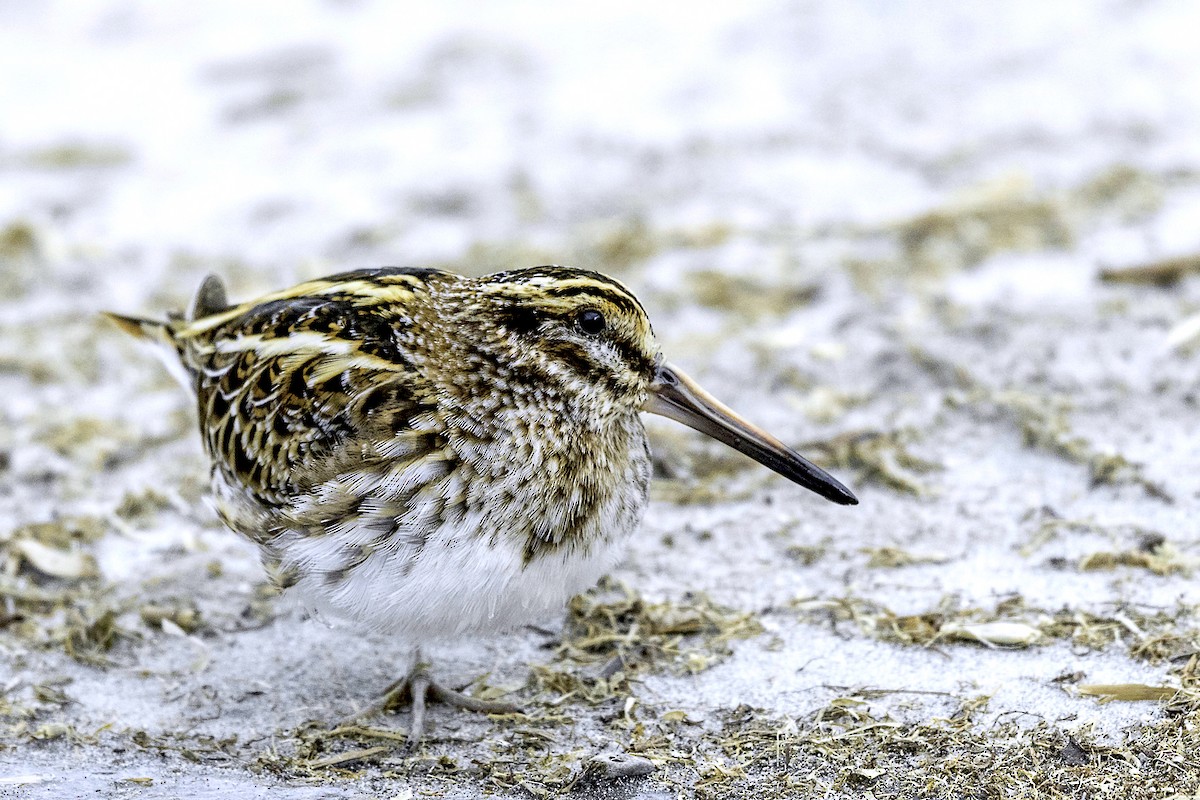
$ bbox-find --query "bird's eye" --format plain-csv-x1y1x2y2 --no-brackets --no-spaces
576,309,606,335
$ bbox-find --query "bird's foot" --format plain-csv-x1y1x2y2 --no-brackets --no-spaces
336,664,520,746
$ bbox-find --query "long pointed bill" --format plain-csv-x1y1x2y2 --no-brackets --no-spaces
643,362,858,505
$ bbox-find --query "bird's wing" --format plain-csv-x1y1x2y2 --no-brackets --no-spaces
172,269,461,541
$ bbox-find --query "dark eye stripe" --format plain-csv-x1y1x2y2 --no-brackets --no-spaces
612,341,657,377
496,304,545,335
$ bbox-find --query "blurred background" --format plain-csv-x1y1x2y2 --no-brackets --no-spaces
5,1,1198,303
4,1,1200,795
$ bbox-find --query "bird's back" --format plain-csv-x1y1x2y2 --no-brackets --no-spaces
113,268,452,528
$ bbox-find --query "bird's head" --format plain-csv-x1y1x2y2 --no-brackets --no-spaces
466,266,661,410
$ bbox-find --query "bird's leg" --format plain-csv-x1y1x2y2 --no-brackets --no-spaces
335,649,520,744
407,669,431,744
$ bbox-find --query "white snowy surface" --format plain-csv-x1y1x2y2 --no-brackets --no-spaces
3,1,1200,797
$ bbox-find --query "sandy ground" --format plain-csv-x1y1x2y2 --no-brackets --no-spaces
3,1,1200,798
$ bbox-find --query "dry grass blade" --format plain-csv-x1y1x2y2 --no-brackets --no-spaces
304,745,390,769
1098,253,1200,286
1077,684,1179,702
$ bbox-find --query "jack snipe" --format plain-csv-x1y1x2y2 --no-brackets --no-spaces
107,266,857,742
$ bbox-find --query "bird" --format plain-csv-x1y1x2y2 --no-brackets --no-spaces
106,265,857,743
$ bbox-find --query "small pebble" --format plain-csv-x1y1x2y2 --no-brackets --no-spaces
586,753,656,779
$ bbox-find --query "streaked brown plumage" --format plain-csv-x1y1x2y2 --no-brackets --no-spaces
107,265,857,743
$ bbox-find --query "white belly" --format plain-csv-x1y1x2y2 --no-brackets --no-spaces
282,513,630,641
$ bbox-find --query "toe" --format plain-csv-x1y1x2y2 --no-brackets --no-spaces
428,679,520,714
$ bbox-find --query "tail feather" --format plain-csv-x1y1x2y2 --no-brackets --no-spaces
102,311,194,390
102,311,171,343
104,273,229,391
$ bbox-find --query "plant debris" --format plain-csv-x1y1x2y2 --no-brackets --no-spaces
894,178,1074,276
1078,540,1197,576
801,428,941,496
677,694,1200,799
912,345,1172,500
684,270,820,319
794,595,1200,660
1099,253,1200,286
862,547,950,569
555,580,764,680
139,602,203,634
6,538,99,581
1077,684,1180,703
19,142,132,170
